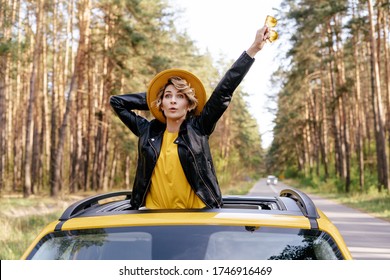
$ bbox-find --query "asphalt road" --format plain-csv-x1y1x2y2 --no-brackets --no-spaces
248,178,390,260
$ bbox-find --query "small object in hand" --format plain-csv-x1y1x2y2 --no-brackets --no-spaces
264,15,278,42
269,30,278,42
265,15,277,28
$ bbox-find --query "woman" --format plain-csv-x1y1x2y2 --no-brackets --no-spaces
110,25,271,209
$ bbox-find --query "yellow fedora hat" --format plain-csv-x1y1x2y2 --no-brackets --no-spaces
147,68,206,123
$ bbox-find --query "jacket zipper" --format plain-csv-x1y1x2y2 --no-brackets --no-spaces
179,137,221,208
140,138,159,206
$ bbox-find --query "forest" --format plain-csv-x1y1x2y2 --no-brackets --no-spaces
268,0,389,194
0,0,389,198
0,0,263,197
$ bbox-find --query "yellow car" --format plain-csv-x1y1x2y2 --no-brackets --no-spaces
22,188,352,260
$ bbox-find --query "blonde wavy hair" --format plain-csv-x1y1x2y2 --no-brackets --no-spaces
152,76,199,115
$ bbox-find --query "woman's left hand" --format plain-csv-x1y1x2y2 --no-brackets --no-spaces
246,25,270,58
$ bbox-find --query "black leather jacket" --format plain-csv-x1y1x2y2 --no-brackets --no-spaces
110,51,254,209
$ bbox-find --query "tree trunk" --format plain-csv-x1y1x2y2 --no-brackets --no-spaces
109,146,118,190
0,0,8,193
70,0,90,192
50,0,59,196
303,86,312,176
319,75,329,179
24,0,44,198
84,38,97,191
41,11,50,189
12,0,23,192
334,15,351,192
125,155,130,188
353,27,365,192
1,0,19,193
381,4,390,184
0,53,5,194
50,0,91,197
367,0,389,191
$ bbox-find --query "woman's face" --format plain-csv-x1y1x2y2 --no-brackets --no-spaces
161,84,190,122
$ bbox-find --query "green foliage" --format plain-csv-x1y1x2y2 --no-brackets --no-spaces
269,0,390,196
0,196,85,259
1,0,267,196
0,37,22,58
297,174,320,190
210,88,264,190
284,167,300,179
0,41,11,55
288,176,390,222
0,211,61,259
222,180,256,195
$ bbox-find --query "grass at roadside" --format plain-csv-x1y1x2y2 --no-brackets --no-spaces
222,180,256,195
1,179,389,260
285,179,390,222
0,211,61,259
0,181,256,260
0,195,82,260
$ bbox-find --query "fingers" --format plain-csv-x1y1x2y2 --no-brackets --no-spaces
258,26,270,43
263,26,270,41
247,25,272,57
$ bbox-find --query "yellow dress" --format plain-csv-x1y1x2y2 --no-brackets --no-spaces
145,130,206,209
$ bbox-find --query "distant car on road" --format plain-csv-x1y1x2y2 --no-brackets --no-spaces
267,175,278,185
21,188,352,260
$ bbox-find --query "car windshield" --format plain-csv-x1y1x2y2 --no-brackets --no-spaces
27,226,344,260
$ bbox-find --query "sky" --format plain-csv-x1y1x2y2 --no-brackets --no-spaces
169,0,284,148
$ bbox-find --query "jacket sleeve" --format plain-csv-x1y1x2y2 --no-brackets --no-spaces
109,92,150,137
198,51,255,135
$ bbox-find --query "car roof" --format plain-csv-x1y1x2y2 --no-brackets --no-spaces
21,188,353,260
54,188,320,232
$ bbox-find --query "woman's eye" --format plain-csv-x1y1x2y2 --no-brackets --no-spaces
177,94,185,99
164,94,172,99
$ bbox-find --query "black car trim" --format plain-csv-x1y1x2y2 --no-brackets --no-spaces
54,220,66,232
53,188,321,231
279,188,319,229
59,191,132,220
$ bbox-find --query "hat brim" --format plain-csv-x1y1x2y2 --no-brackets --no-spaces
147,68,206,123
